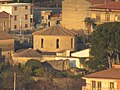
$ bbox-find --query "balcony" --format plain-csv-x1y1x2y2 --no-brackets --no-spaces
82,86,117,90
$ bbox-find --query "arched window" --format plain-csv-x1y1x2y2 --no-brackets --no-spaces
41,38,44,48
71,38,73,48
56,39,59,49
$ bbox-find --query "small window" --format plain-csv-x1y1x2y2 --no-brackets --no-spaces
41,38,44,48
98,81,102,90
56,39,59,49
14,15,17,21
25,24,28,28
25,14,28,20
25,6,28,10
14,7,17,11
14,25,17,29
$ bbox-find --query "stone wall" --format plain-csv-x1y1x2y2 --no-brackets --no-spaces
47,59,70,71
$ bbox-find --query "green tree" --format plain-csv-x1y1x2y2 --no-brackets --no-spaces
89,22,120,71
25,59,42,71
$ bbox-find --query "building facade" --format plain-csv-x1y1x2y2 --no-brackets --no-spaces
0,3,33,31
33,25,77,52
90,2,120,25
82,65,120,90
0,11,11,32
40,10,61,28
61,0,120,30
62,0,91,30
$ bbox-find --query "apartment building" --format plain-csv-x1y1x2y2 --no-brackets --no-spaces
0,3,33,31
61,0,120,30
90,2,120,25
82,65,120,90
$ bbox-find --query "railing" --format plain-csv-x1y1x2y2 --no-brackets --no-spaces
82,86,117,90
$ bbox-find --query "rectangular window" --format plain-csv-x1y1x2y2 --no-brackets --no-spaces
41,38,44,48
105,14,110,21
92,81,96,89
56,39,59,49
14,25,17,29
25,14,28,20
14,15,17,21
25,6,28,10
110,82,114,90
98,81,102,90
14,7,17,11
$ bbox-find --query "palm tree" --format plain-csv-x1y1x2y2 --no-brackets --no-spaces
84,17,96,35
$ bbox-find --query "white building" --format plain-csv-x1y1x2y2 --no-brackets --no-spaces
0,3,33,31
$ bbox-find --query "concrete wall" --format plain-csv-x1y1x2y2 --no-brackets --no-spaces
62,0,91,30
47,59,70,71
33,35,76,52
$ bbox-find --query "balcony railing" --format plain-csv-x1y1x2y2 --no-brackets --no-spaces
82,86,117,90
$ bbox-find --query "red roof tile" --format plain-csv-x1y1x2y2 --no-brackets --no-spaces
0,11,11,19
84,68,120,79
90,2,120,10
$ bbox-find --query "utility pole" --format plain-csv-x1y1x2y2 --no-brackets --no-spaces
14,72,17,90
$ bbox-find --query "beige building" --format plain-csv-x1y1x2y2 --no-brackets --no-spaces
40,10,61,28
0,31,14,61
62,0,91,30
13,48,42,64
33,25,77,52
82,65,120,90
90,2,120,25
0,3,33,31
0,11,11,32
61,0,120,30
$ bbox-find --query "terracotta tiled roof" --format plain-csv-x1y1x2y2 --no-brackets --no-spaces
13,48,42,57
0,11,11,19
0,31,14,40
32,25,78,36
90,2,120,10
87,0,119,5
84,68,120,79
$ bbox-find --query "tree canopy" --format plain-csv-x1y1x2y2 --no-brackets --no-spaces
88,22,120,71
